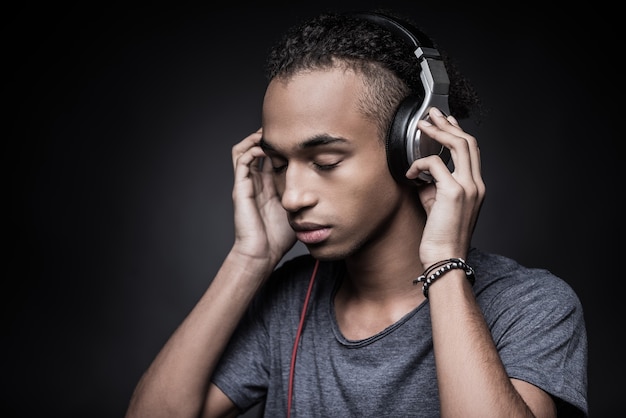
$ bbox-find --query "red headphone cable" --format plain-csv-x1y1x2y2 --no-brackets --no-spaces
286,259,319,418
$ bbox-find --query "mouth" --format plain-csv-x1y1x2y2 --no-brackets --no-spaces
290,222,331,245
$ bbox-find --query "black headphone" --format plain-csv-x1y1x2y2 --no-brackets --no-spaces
351,12,451,185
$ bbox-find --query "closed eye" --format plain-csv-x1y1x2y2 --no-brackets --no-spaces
313,161,340,171
272,164,287,174
261,134,348,174
271,160,340,174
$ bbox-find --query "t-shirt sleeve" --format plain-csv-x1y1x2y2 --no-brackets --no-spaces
478,264,588,416
210,287,272,413
210,255,316,413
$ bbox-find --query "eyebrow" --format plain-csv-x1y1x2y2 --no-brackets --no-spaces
260,134,348,152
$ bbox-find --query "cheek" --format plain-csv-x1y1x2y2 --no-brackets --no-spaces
338,153,400,215
358,146,398,196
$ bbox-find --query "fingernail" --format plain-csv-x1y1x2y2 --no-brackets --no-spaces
431,107,443,117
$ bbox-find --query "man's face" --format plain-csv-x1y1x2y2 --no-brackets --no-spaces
261,68,405,260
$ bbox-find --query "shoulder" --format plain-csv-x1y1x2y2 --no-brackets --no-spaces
468,248,579,299
467,247,585,327
273,253,319,276
265,254,319,292
468,249,588,415
255,255,341,308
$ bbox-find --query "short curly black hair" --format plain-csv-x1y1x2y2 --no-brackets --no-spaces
265,11,481,138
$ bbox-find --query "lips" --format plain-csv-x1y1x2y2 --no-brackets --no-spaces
290,222,331,245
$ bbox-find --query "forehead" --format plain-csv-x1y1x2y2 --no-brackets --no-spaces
261,68,376,149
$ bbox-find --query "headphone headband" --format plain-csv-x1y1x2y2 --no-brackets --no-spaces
350,12,435,50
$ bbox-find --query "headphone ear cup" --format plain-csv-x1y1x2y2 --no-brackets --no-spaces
386,95,422,186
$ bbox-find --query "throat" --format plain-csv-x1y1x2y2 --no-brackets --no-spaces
333,283,424,340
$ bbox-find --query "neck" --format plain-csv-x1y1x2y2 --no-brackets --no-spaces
341,193,426,301
334,207,428,339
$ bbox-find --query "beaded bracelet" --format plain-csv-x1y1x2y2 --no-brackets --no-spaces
412,258,475,298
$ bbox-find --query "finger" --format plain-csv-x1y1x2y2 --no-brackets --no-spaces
447,114,460,127
232,128,263,171
418,115,472,184
428,107,466,138
259,151,278,191
430,110,486,219
443,113,482,187
233,144,267,186
421,108,481,185
408,153,458,186
444,113,481,184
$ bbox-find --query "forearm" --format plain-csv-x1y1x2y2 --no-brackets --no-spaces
125,250,274,418
428,271,536,418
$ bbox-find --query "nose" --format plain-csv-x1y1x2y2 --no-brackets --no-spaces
279,164,317,213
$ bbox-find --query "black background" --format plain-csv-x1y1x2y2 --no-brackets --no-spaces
5,1,620,417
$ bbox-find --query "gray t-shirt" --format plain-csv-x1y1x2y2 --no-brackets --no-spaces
212,248,588,417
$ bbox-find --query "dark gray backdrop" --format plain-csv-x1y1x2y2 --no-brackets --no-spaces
6,1,620,417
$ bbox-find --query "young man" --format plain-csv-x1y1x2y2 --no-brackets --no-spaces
125,10,588,418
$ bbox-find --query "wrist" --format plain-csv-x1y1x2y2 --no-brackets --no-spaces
419,246,469,270
226,248,277,278
413,257,475,298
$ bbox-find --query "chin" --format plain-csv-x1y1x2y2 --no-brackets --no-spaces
305,242,356,262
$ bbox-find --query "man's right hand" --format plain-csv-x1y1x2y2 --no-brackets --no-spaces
230,128,297,269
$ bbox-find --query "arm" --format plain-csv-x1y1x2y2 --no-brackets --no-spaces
125,129,296,418
429,270,556,418
407,108,556,418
